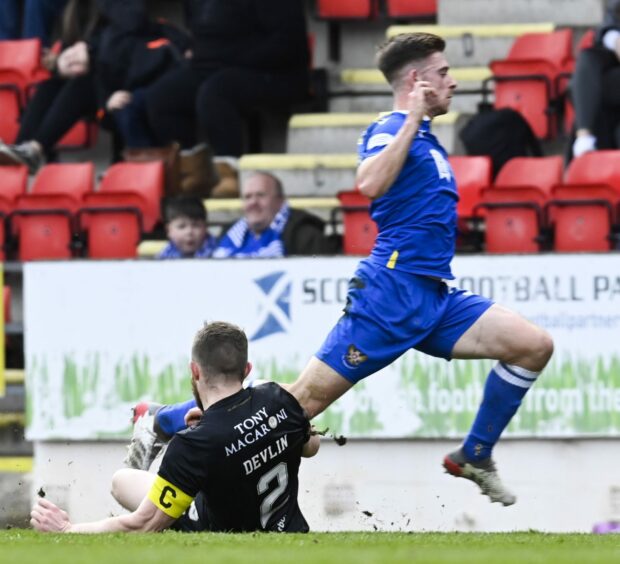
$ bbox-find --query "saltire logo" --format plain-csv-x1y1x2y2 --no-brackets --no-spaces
250,271,292,341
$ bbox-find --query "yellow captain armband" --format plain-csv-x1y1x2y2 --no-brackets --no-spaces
147,475,194,519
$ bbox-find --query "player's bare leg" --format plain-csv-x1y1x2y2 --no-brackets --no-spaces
111,469,156,511
444,304,553,505
288,357,353,419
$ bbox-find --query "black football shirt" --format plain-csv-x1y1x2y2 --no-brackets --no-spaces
148,383,311,532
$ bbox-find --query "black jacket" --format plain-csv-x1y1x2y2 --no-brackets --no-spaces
184,0,309,72
282,208,341,256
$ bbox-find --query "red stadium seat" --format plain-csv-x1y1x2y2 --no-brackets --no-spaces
0,86,21,143
489,29,573,139
386,0,437,18
316,0,377,19
337,190,377,255
11,162,94,260
0,39,48,103
96,161,164,232
0,164,28,203
495,156,563,196
549,185,619,251
56,121,99,151
79,192,146,259
449,155,492,219
547,151,620,251
474,157,563,253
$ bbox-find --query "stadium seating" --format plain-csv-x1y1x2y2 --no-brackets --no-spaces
0,165,28,203
93,161,165,232
316,0,378,19
547,151,620,252
336,190,377,255
79,192,147,259
475,156,563,253
0,86,21,144
448,156,492,248
57,121,99,151
0,39,47,103
489,29,573,139
386,0,437,19
11,162,94,261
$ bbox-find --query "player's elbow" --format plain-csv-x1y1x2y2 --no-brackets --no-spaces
302,435,321,458
356,178,382,200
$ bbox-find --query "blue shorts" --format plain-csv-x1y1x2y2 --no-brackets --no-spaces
316,260,493,384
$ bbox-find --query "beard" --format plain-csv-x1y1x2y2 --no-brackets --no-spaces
191,378,204,411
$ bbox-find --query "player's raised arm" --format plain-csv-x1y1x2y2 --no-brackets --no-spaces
356,80,434,201
30,495,176,534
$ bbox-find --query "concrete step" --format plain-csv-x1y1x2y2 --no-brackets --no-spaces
287,112,469,155
329,91,482,115
386,23,555,67
438,0,604,27
239,154,358,197
329,66,489,113
338,66,491,90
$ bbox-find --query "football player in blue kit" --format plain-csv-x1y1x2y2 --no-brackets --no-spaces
288,32,554,506
124,32,553,508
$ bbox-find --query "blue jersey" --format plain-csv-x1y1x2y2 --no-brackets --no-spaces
358,111,458,279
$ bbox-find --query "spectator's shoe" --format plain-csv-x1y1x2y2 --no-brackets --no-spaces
124,402,166,471
0,141,44,174
211,158,239,198
443,449,517,506
572,135,596,159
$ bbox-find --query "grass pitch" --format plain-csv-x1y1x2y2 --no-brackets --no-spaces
2,530,619,564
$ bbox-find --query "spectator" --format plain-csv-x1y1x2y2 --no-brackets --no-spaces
0,0,68,46
142,0,310,196
213,171,339,258
0,0,187,173
571,0,620,158
157,196,217,259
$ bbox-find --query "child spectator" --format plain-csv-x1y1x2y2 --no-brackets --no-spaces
157,197,216,259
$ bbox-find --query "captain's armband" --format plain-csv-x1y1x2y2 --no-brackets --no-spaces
147,475,194,519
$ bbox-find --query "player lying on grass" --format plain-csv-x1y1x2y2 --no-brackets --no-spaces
30,321,320,534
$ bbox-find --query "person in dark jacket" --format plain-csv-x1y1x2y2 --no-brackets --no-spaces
144,0,310,158
212,171,339,258
571,0,620,158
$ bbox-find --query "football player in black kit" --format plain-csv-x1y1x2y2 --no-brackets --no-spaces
30,322,320,534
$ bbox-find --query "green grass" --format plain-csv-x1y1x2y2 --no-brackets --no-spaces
1,531,619,564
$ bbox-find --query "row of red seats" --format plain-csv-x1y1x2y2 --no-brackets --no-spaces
488,28,595,139
0,161,164,261
338,152,620,255
316,0,436,20
0,38,96,149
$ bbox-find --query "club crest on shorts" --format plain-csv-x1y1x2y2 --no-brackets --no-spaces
343,345,368,369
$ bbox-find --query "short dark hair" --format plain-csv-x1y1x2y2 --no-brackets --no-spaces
377,32,446,85
163,196,207,224
192,321,248,382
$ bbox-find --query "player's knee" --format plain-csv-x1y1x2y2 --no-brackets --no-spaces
110,469,125,503
530,328,554,371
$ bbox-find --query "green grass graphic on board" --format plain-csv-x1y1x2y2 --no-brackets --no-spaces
27,352,620,438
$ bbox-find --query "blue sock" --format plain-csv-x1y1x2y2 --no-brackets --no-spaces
155,399,197,438
462,362,539,461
